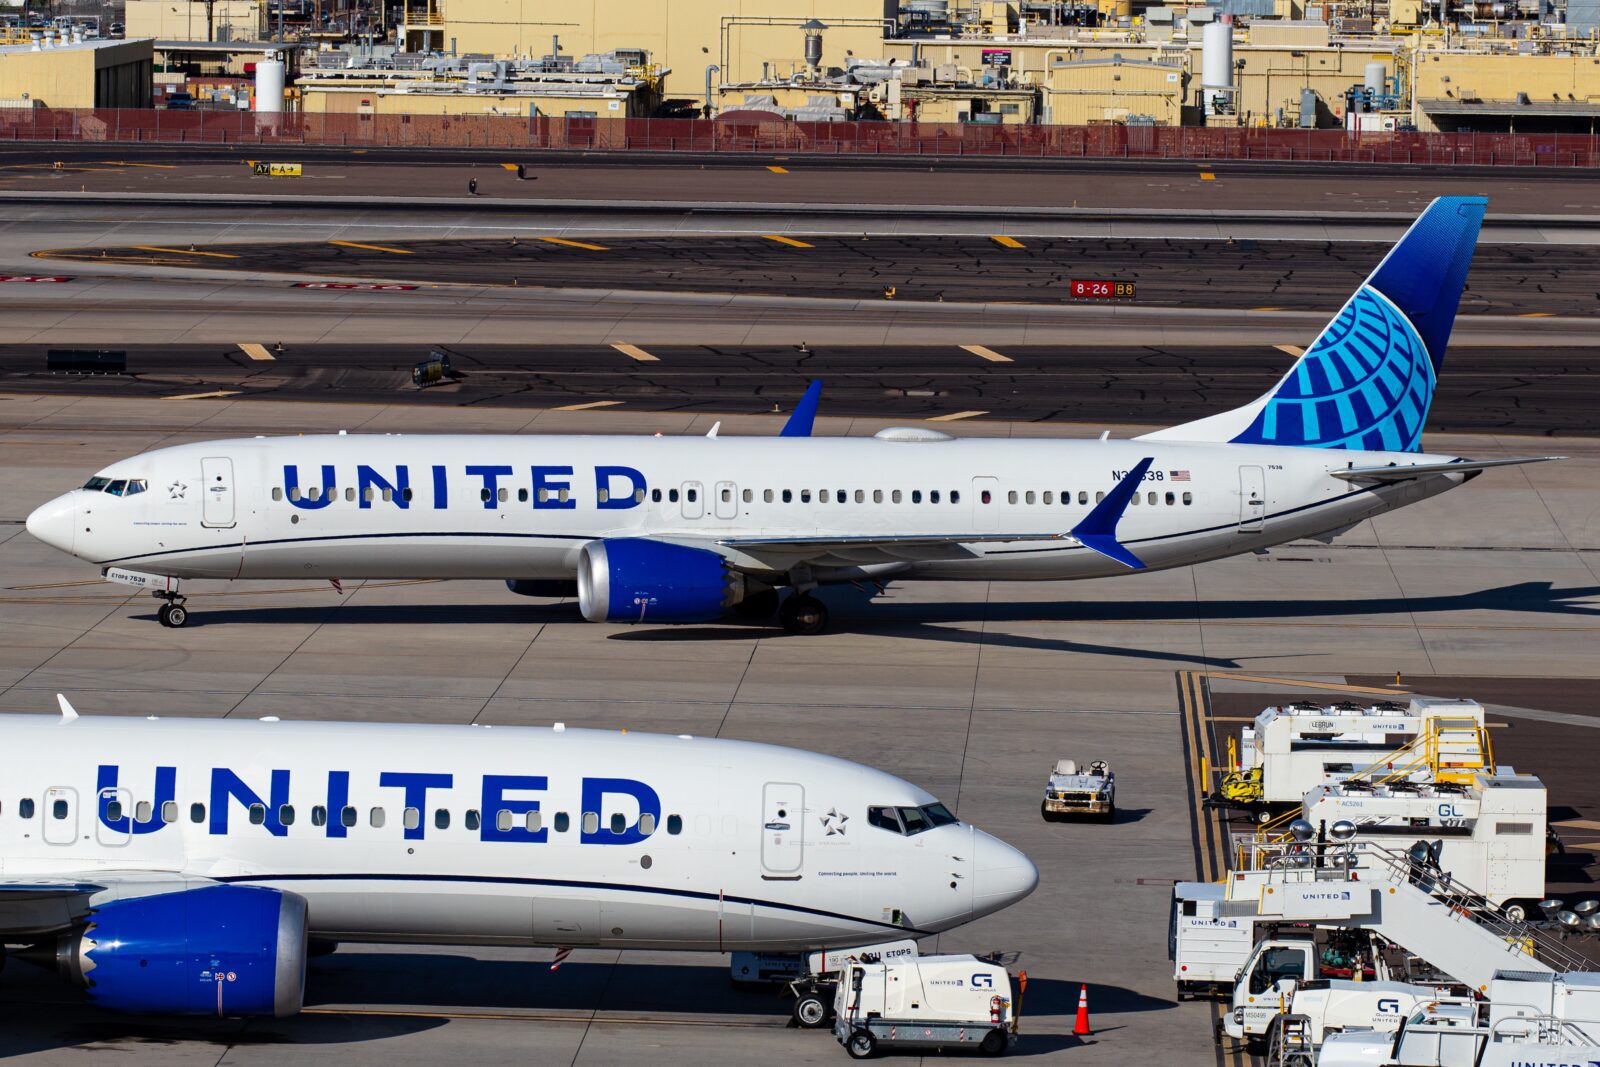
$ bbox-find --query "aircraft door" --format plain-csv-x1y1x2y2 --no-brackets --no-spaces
760,782,803,879
201,456,236,528
42,786,79,846
971,476,1004,532
681,481,705,520
714,480,738,520
1238,466,1266,533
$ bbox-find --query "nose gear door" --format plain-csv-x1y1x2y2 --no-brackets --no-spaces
760,782,803,880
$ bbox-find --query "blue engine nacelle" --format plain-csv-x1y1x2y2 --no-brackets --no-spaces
52,884,307,1016
577,538,748,623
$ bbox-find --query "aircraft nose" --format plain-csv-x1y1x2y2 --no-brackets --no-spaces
26,493,77,555
970,829,1039,918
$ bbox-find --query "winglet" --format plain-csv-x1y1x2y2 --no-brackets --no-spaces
57,693,79,723
706,421,721,439
780,380,823,437
1070,458,1154,570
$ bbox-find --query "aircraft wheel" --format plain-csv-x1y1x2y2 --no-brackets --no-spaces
778,594,828,635
164,603,189,628
845,1029,877,1059
793,991,831,1029
734,588,780,620
979,1028,1009,1056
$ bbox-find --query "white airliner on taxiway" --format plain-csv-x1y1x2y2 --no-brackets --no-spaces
26,196,1558,633
0,702,1034,1016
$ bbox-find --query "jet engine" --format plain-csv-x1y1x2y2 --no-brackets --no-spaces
41,884,307,1016
577,538,749,623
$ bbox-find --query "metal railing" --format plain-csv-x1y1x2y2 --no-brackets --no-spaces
0,108,1597,167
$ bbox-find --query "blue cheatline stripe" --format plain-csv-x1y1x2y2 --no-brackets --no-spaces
95,530,594,567
213,872,928,935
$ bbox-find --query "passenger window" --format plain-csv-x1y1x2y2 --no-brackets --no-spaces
346,487,356,502
19,798,34,819
1131,493,1140,506
683,489,694,503
854,490,864,503
873,490,883,503
782,489,792,503
742,489,752,503
363,487,375,502
764,489,774,503
1096,491,1105,503
930,490,940,504
1183,492,1193,505
465,809,481,831
667,814,683,835
912,490,922,504
105,799,123,821
640,813,657,834
1166,491,1176,505
521,488,533,503
800,489,811,503
597,488,609,503
669,489,679,503
162,800,178,823
1080,491,1090,504
190,802,205,823
311,806,328,827
819,489,829,504
633,488,645,503
382,488,393,502
341,806,357,828
248,803,266,825
1007,491,1018,504
950,490,960,504
1043,491,1054,504
1025,491,1036,505
525,810,542,833
721,488,732,503
867,806,904,834
308,487,321,501
272,487,283,501
435,809,450,830
496,809,513,832
50,799,66,819
554,812,571,833
370,807,386,828
652,489,662,503
610,812,626,835
136,800,153,823
1147,491,1157,505
403,488,414,502
981,490,992,504
499,487,510,503
280,804,295,826
289,487,302,502
403,807,420,831
837,488,845,501
892,490,902,503
582,812,600,835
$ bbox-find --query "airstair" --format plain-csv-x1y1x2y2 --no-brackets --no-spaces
1223,837,1590,991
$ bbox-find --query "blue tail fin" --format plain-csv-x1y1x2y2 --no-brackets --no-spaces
1139,196,1486,453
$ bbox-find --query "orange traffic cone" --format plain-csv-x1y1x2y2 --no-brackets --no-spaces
1073,983,1092,1036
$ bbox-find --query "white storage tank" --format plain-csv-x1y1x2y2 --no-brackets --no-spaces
1201,15,1234,116
1364,61,1387,95
254,54,285,114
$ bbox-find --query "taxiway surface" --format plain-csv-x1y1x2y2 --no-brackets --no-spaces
2,393,1597,1065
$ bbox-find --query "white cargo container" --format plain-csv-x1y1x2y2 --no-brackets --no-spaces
1171,881,1257,998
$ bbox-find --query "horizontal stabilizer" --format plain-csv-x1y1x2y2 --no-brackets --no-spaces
1068,457,1153,570
1330,456,1565,483
780,380,823,438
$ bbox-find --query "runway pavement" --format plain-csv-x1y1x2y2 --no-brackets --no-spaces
2,342,1596,437
1,395,1597,1066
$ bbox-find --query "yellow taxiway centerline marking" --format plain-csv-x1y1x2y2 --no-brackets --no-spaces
163,390,243,401
1197,671,1408,696
329,239,414,255
762,234,813,248
1519,312,1554,318
237,343,275,362
927,410,988,422
766,165,789,173
960,344,1013,363
104,161,178,168
1275,344,1306,357
990,235,1025,249
299,1006,781,1028
553,400,626,411
130,245,239,259
610,343,658,363
539,237,608,251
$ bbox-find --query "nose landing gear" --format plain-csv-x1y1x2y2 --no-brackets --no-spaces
154,591,189,628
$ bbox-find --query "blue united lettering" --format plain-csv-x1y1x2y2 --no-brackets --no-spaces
280,464,648,511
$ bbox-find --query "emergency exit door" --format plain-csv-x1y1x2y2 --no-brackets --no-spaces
201,456,236,528
760,782,804,879
714,481,738,520
42,786,79,846
1238,466,1266,533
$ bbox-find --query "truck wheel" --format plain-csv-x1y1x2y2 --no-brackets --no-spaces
845,1029,877,1059
1039,802,1057,823
1101,805,1116,824
979,1029,1008,1056
793,992,830,1029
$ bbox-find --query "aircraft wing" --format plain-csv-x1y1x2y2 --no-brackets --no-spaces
0,873,210,937
1330,456,1564,483
718,532,1073,549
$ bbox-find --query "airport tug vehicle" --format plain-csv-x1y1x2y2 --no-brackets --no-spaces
833,951,1018,1058
1041,759,1115,822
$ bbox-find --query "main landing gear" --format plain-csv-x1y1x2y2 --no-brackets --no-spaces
777,593,828,636
155,591,190,628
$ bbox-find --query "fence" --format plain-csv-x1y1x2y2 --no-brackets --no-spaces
2,108,1598,167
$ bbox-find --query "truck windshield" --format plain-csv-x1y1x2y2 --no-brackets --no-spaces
1249,947,1307,995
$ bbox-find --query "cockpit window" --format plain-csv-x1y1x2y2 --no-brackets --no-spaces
868,803,960,836
82,477,147,497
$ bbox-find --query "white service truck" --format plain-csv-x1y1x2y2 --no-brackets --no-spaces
785,939,920,1029
833,953,1016,1058
1317,970,1600,1067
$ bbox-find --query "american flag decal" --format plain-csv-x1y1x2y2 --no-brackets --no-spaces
1169,470,1191,482
550,947,572,971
